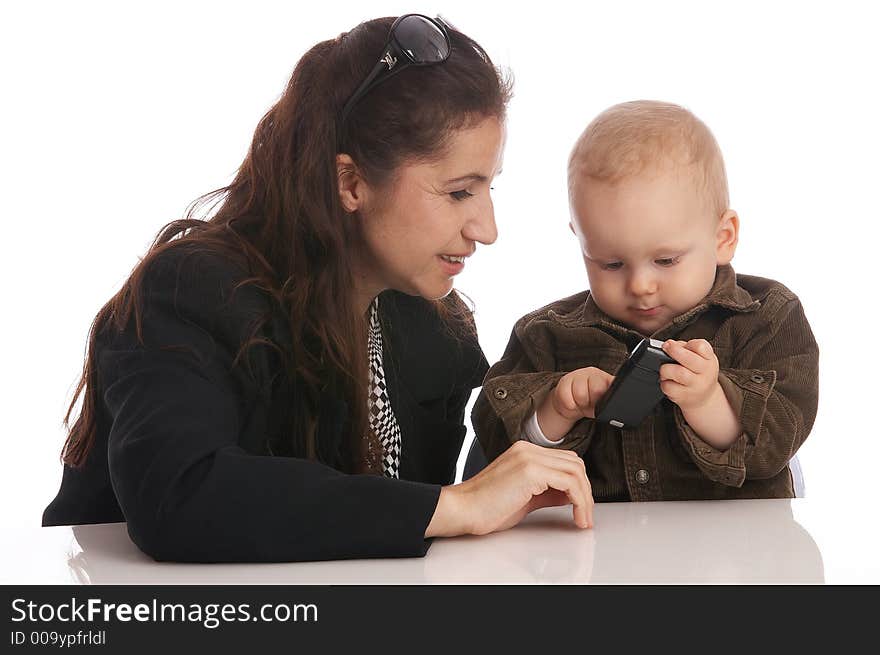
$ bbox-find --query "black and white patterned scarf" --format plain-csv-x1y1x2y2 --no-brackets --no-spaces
367,297,402,478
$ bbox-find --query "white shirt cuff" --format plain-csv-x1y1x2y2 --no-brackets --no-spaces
521,410,565,446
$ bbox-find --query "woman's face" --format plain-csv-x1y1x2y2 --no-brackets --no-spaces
349,117,505,303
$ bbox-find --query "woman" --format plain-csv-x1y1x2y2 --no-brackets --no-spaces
43,15,592,562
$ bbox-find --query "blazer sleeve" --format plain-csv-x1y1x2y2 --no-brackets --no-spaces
100,251,440,563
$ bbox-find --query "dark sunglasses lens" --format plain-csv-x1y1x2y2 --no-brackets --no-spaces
394,16,449,63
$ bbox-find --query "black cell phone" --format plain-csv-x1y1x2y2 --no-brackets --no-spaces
594,338,677,429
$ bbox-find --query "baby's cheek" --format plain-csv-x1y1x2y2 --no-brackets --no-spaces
589,288,616,314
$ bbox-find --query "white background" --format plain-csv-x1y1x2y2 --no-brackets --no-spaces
2,1,878,573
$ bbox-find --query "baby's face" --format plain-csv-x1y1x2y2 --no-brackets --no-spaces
570,168,735,336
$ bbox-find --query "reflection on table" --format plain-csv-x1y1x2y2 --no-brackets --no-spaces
44,499,826,584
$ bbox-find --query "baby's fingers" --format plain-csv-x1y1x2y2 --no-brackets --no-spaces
589,371,613,395
660,363,696,386
553,376,579,416
686,339,714,359
570,373,593,411
663,340,709,373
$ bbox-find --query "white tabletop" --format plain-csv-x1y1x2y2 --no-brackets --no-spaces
5,497,877,584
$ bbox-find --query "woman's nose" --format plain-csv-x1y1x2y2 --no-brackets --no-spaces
462,202,498,246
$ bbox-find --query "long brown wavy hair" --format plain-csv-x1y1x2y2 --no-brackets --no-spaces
61,17,511,474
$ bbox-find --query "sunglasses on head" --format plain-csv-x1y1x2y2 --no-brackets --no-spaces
340,14,451,126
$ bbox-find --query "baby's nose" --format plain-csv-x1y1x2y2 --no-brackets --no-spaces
628,270,658,296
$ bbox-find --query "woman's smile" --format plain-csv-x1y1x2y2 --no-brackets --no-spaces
438,253,470,275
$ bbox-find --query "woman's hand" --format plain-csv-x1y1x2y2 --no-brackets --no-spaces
425,441,594,538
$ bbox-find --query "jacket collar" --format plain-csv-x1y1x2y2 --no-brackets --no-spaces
563,264,761,337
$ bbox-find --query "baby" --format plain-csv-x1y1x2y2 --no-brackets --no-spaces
472,100,819,500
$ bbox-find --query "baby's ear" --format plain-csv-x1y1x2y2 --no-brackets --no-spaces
568,222,576,235
716,209,740,265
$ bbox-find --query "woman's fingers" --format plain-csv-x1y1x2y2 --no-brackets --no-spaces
544,467,593,528
429,441,593,537
513,443,593,528
527,488,570,511
467,441,595,534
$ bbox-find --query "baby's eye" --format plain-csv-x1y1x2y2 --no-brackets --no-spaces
602,262,623,271
450,189,475,201
656,257,680,267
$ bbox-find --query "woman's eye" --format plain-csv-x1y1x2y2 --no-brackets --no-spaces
603,262,623,271
450,189,475,201
656,257,680,267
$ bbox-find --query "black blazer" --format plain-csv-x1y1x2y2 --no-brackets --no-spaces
43,248,488,562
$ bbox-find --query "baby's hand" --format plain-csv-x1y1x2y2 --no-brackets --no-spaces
659,339,720,410
551,367,615,422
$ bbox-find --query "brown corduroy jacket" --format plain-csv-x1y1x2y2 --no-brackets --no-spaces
472,265,819,501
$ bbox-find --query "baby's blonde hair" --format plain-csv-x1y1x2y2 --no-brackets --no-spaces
568,100,729,217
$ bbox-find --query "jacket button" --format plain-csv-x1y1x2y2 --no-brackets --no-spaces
635,469,650,485
750,374,765,384
494,388,508,400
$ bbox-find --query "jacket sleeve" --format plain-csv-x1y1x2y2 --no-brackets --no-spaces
671,291,820,486
102,252,440,563
471,315,597,462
